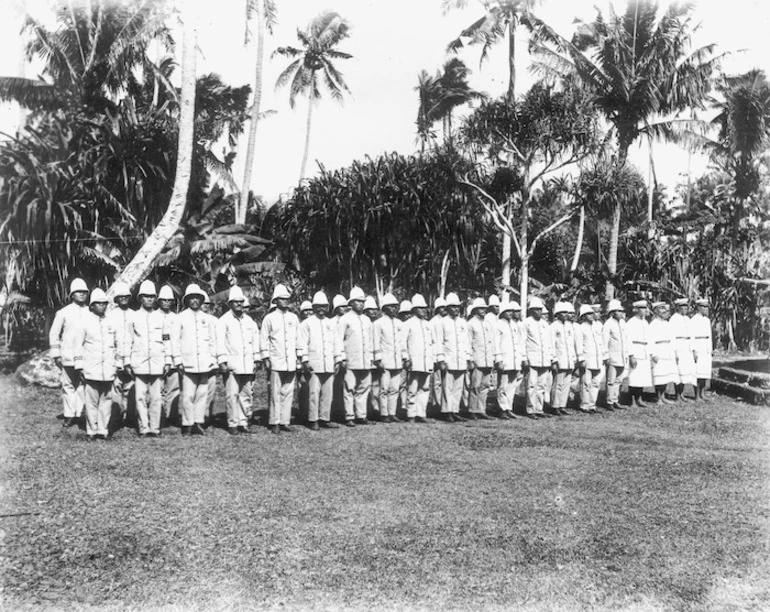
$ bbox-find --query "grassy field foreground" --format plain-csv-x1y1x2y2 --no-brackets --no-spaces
1,375,769,611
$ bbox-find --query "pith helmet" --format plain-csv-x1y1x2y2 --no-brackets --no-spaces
112,281,131,299
89,288,108,304
313,292,329,307
411,294,428,309
69,278,88,295
138,280,156,296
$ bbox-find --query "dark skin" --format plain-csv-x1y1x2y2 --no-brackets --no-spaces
433,306,446,317
159,299,174,313
115,295,130,310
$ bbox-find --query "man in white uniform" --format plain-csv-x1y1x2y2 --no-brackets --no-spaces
261,284,300,434
365,296,382,418
401,294,435,423
49,278,89,427
690,298,713,401
649,301,677,405
108,281,134,426
603,299,629,410
550,302,576,416
336,287,375,426
429,297,447,411
297,291,340,429
217,286,260,435
373,293,403,422
524,296,553,418
467,297,494,420
626,300,653,407
575,304,606,413
494,300,524,419
157,285,180,425
73,289,119,440
669,298,697,402
126,281,168,437
437,292,470,422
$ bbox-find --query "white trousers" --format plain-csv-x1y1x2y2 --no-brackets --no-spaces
60,365,84,418
135,374,162,434
84,380,112,436
225,373,253,428
407,372,431,418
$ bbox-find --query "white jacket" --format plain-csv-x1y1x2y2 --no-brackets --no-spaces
401,317,435,372
373,315,404,370
668,313,694,357
551,320,577,370
73,312,119,381
524,316,553,368
48,303,89,366
127,308,168,375
603,317,629,367
493,318,525,371
335,311,374,370
217,310,260,374
468,315,495,368
297,315,337,374
690,313,713,357
107,307,134,369
438,315,470,371
576,320,606,370
260,309,300,371
171,309,217,373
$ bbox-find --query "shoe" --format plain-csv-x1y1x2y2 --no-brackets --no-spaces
498,411,511,420
407,417,415,423
63,417,73,428
96,434,107,440
191,424,205,436
558,408,569,416
272,424,281,434
280,425,294,433
389,415,400,423
239,426,257,434
465,413,478,420
320,421,340,429
476,413,491,420
345,420,356,427
138,433,147,438
612,403,623,411
508,411,521,419
539,412,553,418
604,404,615,411
587,407,598,414
308,421,320,431
415,417,429,424
147,432,159,438
525,414,537,420
454,414,468,421
635,400,648,408
444,414,455,423
181,426,191,436
86,436,97,442
356,418,372,425
227,427,239,436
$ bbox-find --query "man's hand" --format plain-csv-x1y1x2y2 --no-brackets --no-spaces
163,364,171,378
551,361,558,374
439,361,447,373
629,356,637,369
263,358,271,373
54,357,62,368
124,365,134,378
334,362,341,375
178,364,185,376
521,360,529,373
693,352,698,363
651,355,658,364
467,360,476,372
219,363,229,376
495,361,504,372
374,359,385,372
77,369,85,385
403,358,412,372
302,361,313,376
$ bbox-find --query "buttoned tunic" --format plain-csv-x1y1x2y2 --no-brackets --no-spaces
401,316,435,372
669,312,697,385
626,316,653,388
494,317,525,371
438,315,471,370
603,317,629,367
217,310,260,374
373,315,404,370
468,316,495,368
649,317,677,385
336,311,374,370
576,320,606,370
523,316,553,368
260,309,300,371
127,308,168,375
171,309,218,373
690,313,713,379
49,302,89,365
429,314,445,362
73,312,120,381
551,319,577,370
107,307,134,369
298,315,337,374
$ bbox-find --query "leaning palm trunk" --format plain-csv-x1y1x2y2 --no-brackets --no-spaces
571,205,585,271
107,11,197,296
238,0,266,224
299,99,313,181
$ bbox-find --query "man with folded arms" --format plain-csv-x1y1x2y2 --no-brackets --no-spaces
298,291,340,430
401,294,435,423
373,293,403,423
217,286,260,435
494,300,524,419
73,289,119,440
437,292,470,423
603,299,629,410
126,281,168,437
49,278,89,427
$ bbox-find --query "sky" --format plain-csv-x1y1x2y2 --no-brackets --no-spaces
1,0,769,203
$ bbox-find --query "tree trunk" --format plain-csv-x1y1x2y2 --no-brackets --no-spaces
571,205,585,272
501,194,513,287
238,0,266,224
299,97,313,182
506,22,516,106
605,202,621,301
107,9,197,296
519,193,529,307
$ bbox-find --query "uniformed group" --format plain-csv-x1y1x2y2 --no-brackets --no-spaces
48,277,714,440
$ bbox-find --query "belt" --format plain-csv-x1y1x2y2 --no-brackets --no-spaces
632,341,647,345
655,340,670,344
694,336,709,339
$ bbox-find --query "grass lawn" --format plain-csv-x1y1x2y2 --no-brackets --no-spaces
1,374,769,611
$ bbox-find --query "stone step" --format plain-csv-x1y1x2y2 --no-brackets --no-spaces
717,367,770,389
711,377,770,405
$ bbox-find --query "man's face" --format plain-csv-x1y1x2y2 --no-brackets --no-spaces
230,300,244,316
91,302,107,316
612,310,623,320
71,291,88,306
447,304,460,318
488,305,499,316
116,295,130,309
364,308,379,321
334,305,348,317
187,296,202,311
512,310,521,321
677,304,688,316
435,306,446,317
530,308,542,320
301,309,313,319
413,306,427,320
635,307,648,319
275,297,289,311
159,299,174,313
313,304,327,318
698,304,709,316
383,304,397,318
556,312,567,322
399,311,412,321
583,312,595,323
473,307,486,319
140,295,155,310
350,299,364,314
500,310,512,321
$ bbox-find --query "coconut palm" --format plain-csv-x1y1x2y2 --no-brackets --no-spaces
530,0,722,299
273,10,352,182
443,0,539,105
237,0,278,224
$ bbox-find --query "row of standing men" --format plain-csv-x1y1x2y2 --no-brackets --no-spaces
48,278,714,439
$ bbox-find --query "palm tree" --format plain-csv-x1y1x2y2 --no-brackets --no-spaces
443,0,538,105
416,58,485,149
237,0,278,224
531,0,722,299
273,10,352,182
